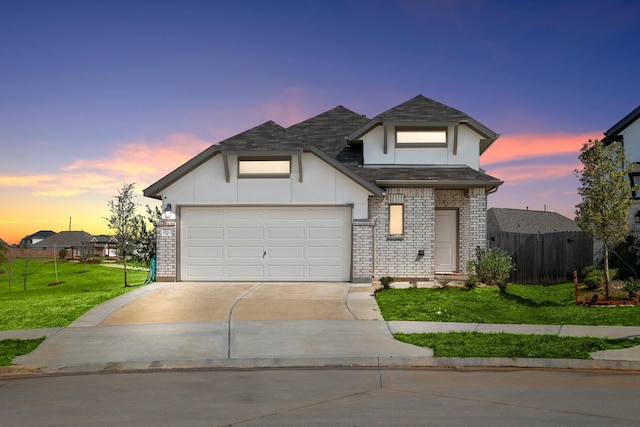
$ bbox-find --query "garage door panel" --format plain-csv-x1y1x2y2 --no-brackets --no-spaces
187,246,223,258
227,264,264,278
267,246,305,259
227,227,264,239
181,206,351,281
186,227,223,240
227,246,264,259
267,227,305,240
308,227,343,239
267,265,305,278
186,265,224,278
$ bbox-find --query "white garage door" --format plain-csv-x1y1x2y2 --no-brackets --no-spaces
180,206,352,281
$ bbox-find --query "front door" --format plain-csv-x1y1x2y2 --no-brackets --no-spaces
435,209,458,273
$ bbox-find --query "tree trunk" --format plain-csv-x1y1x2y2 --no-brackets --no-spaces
603,243,611,299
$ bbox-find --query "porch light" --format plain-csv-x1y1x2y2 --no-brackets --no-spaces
164,203,172,219
635,211,640,224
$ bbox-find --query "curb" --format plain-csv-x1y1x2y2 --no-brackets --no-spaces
2,356,639,378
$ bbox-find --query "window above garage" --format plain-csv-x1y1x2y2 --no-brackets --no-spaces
238,157,291,178
396,127,447,147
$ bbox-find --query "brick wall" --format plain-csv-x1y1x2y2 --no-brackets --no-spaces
156,220,177,281
352,219,374,282
362,187,488,280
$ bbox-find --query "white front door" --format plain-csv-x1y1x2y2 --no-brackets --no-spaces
435,209,458,273
180,206,352,281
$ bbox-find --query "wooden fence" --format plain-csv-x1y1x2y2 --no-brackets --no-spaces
7,248,59,259
487,231,594,284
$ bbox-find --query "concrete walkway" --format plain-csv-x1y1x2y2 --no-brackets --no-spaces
2,282,640,375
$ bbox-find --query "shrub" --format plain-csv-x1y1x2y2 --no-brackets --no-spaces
471,247,515,293
379,276,395,290
58,248,67,259
465,260,478,290
582,265,603,290
622,278,640,293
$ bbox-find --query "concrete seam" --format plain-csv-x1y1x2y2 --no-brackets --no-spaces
227,283,263,359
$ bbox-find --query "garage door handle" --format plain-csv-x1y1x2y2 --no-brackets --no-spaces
263,251,267,258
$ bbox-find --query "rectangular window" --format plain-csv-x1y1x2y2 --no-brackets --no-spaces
389,204,404,235
630,173,640,199
238,157,291,178
396,128,447,146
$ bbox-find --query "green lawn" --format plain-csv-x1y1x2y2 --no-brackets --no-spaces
0,338,45,365
394,332,640,359
376,283,640,326
0,259,148,330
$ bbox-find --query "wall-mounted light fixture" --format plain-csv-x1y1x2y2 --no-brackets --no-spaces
163,203,172,219
635,211,640,224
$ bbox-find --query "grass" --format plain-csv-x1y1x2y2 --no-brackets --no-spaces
394,332,640,359
0,338,45,366
376,283,640,326
0,258,148,330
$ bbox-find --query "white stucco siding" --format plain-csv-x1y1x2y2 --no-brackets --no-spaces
623,119,640,162
361,124,481,169
161,152,371,219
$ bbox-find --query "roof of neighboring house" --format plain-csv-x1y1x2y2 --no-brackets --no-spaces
487,208,582,234
603,104,640,144
91,235,117,244
24,230,56,240
0,238,7,248
31,231,94,249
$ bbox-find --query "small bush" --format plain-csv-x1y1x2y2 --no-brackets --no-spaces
58,248,67,259
465,260,478,290
379,276,395,290
582,265,603,290
622,278,640,293
471,247,515,293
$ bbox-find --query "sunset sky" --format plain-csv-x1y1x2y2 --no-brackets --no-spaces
2,0,640,245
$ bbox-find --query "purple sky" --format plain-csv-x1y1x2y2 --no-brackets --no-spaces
1,0,640,244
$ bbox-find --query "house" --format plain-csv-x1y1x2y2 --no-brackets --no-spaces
31,231,94,259
602,104,640,232
144,95,503,282
91,235,118,258
19,230,56,248
487,208,593,283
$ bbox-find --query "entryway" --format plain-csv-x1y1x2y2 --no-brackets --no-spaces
435,209,458,273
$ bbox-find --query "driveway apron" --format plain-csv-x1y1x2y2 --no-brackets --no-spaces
13,282,432,373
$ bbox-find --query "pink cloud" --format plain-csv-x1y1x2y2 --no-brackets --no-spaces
481,132,600,166
0,134,212,197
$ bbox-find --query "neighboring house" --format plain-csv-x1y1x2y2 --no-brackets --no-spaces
31,231,94,259
91,235,118,258
19,230,56,248
0,238,8,248
487,208,593,283
144,95,503,282
602,104,640,232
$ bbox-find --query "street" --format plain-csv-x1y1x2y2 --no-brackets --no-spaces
1,368,639,426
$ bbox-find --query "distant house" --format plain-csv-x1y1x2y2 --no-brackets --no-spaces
19,230,56,248
0,238,8,248
31,231,94,259
91,235,118,258
487,208,593,283
602,104,640,233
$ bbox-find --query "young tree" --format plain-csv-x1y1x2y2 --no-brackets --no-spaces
575,139,636,298
106,183,143,287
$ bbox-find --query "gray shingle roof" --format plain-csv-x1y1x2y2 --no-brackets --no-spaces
144,95,502,198
220,121,301,153
32,231,94,249
287,106,369,157
487,208,581,234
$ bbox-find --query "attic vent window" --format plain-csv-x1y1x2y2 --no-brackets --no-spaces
396,128,447,146
238,157,291,178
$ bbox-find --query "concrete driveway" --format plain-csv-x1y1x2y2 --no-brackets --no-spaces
12,282,433,374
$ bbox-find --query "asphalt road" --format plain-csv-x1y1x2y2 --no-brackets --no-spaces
1,368,639,426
